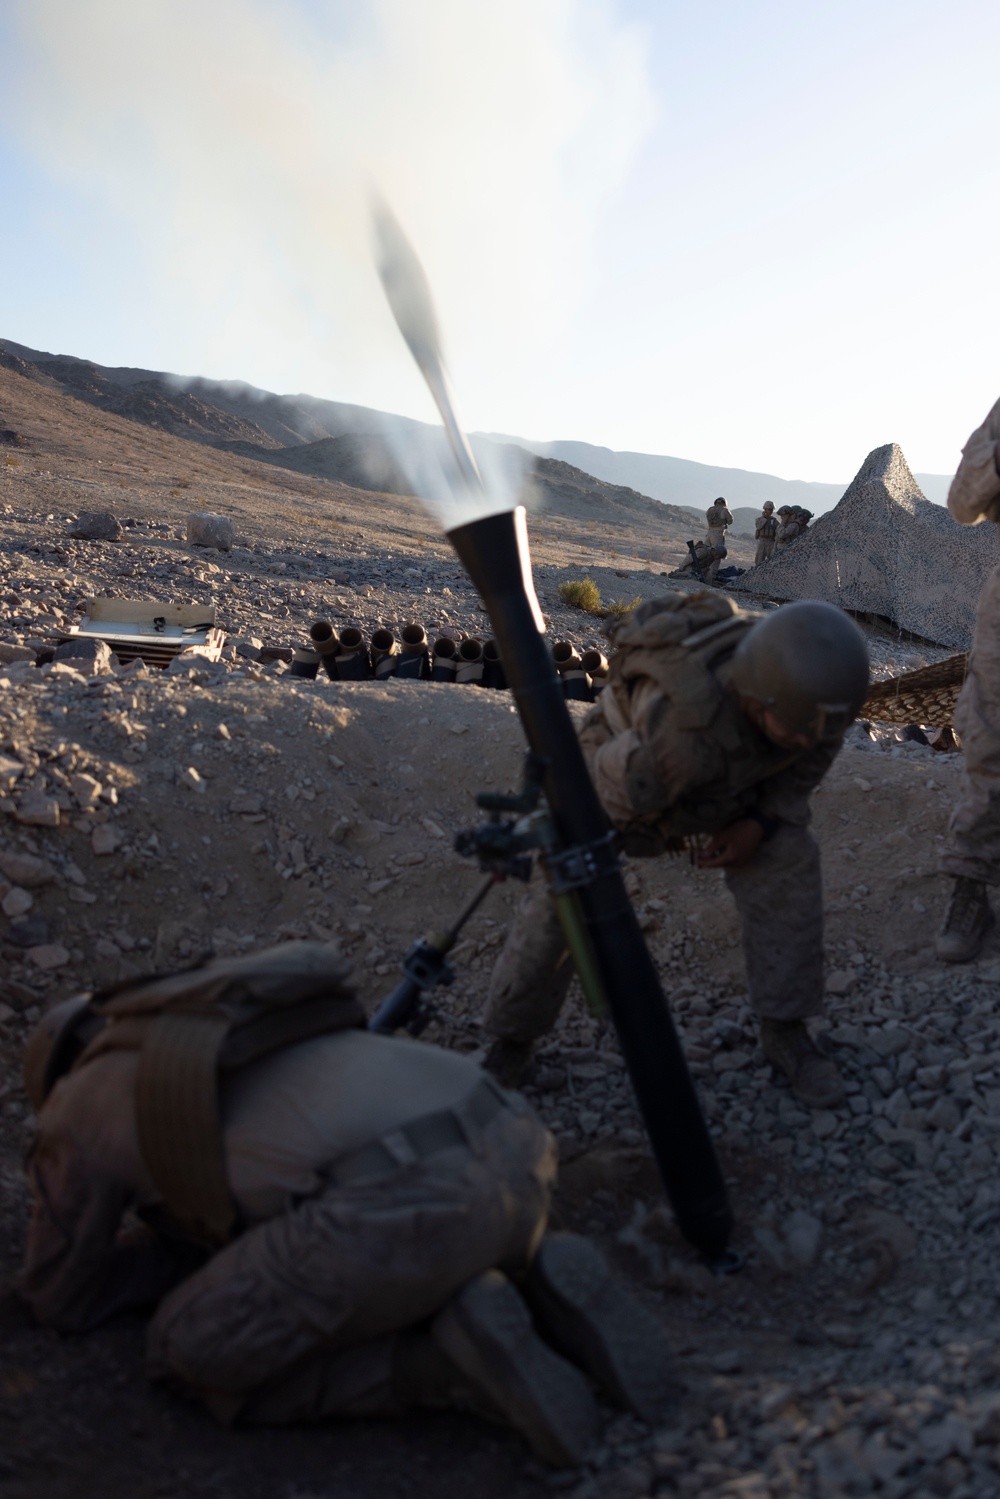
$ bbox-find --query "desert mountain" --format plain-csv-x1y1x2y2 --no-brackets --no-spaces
3,336,950,514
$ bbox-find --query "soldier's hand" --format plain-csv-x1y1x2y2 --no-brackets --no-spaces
695,819,764,869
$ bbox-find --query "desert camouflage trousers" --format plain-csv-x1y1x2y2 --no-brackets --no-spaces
146,1096,555,1423
943,562,1000,884
485,823,824,1044
754,538,775,566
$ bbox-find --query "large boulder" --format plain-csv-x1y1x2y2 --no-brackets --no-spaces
187,512,233,551
68,511,123,542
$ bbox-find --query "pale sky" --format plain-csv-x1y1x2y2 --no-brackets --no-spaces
1,0,997,483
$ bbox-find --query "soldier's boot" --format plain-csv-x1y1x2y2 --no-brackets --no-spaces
482,1037,535,1089
935,877,995,963
431,1270,599,1468
760,1019,846,1110
524,1234,678,1424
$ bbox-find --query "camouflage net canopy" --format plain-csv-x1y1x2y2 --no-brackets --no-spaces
732,444,999,649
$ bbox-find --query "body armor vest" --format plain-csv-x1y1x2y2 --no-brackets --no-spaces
596,593,799,840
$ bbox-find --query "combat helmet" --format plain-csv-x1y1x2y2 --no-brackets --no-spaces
23,994,102,1111
728,601,869,739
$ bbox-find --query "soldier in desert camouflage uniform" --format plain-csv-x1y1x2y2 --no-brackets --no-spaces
754,502,778,565
936,396,1000,962
17,945,673,1468
774,507,801,549
705,497,734,583
482,593,870,1111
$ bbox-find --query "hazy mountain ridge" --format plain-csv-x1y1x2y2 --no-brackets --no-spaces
0,337,952,514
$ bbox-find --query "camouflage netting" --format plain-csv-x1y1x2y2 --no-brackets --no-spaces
862,653,968,725
732,444,999,649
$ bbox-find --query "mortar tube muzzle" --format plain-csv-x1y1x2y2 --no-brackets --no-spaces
289,646,321,680
482,637,507,690
335,626,373,680
309,620,341,681
552,641,591,701
455,636,485,685
431,636,458,682
371,626,400,680
396,622,430,679
581,647,609,696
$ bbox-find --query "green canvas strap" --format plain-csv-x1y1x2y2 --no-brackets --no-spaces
135,1011,236,1247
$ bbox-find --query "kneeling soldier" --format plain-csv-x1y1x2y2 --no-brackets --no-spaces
483,594,869,1111
18,944,673,1468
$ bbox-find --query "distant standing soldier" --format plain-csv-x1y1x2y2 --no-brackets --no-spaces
705,497,734,582
936,395,1000,961
754,502,778,565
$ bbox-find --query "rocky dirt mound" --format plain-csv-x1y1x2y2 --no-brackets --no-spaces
734,444,998,649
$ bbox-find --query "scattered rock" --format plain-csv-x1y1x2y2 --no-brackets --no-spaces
68,511,123,542
53,637,113,674
1,886,33,919
91,823,120,856
0,851,57,886
187,512,233,550
26,943,70,971
14,794,60,827
0,642,35,664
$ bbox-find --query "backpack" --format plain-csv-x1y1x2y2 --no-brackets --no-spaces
73,942,364,1244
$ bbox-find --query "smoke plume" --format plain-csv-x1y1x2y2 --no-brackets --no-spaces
5,0,652,437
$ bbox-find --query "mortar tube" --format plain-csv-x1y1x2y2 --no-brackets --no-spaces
482,638,507,691
289,647,320,680
581,647,609,699
581,648,608,680
455,636,485,685
446,505,731,1260
397,622,430,680
371,627,400,680
431,636,458,682
309,620,341,681
334,626,373,681
552,641,591,701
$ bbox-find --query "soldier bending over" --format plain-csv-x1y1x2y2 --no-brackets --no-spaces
483,594,869,1111
17,945,673,1468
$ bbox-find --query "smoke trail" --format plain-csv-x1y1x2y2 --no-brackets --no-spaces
4,0,653,430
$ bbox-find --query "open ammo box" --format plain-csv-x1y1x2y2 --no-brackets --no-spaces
58,599,225,668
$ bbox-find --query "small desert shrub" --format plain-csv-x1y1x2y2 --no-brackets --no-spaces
559,578,640,621
558,578,602,614
601,595,642,621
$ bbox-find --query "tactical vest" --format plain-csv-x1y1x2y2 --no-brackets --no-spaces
598,592,799,838
71,942,364,1245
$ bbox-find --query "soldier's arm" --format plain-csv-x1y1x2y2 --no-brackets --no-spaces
20,1132,196,1332
755,736,842,827
947,397,1000,525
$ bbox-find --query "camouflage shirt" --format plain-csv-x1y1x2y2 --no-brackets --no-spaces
577,593,841,855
